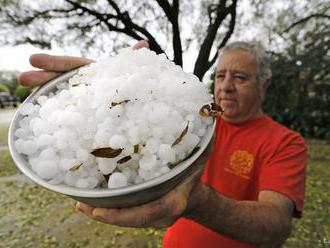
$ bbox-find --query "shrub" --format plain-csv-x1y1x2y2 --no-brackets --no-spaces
15,85,31,102
0,83,10,93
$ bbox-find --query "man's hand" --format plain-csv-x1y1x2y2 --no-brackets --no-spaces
18,40,149,87
18,55,93,87
76,170,196,228
76,139,213,228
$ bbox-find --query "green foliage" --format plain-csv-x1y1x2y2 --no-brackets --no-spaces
263,32,330,140
0,83,10,92
0,70,18,94
14,84,31,102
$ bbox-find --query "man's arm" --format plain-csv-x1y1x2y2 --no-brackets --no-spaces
185,184,294,247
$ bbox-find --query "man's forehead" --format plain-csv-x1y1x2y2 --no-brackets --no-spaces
217,50,257,71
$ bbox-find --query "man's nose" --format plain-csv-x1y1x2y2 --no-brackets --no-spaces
220,74,235,92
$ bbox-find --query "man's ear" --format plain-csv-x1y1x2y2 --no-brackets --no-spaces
264,78,271,89
260,79,271,100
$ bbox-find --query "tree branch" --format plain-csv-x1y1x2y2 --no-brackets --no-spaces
208,2,237,69
193,0,237,80
4,7,77,26
65,0,165,55
283,13,330,33
155,0,182,66
155,0,172,22
106,0,121,15
16,37,51,49
65,0,109,22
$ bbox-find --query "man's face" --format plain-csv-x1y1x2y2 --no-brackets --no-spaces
214,49,265,123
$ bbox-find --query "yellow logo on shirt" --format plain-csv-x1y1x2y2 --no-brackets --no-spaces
225,150,254,180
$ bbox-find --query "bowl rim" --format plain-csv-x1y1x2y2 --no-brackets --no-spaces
8,67,215,198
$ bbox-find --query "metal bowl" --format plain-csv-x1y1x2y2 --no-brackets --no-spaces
8,68,215,208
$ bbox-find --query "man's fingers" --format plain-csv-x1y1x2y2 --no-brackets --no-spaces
22,44,146,87
76,202,96,219
18,71,61,86
30,54,92,72
91,202,166,227
133,40,149,50
92,192,184,227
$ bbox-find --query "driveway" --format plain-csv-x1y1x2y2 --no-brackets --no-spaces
0,108,17,124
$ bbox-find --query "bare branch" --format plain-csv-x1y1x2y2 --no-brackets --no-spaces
208,3,237,68
64,0,164,54
193,0,238,80
65,0,109,22
155,0,172,21
16,37,51,49
4,7,77,26
106,0,121,15
283,13,330,33
155,0,182,66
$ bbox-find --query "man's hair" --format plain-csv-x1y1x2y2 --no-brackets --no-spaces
219,41,272,86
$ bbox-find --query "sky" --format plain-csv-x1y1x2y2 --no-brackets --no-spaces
0,0,251,74
0,43,200,75
0,45,82,72
0,0,285,74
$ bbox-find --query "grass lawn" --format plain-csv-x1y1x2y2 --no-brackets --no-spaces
284,140,330,247
0,123,329,247
0,123,9,147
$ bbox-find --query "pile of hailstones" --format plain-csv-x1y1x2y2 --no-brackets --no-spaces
14,48,215,189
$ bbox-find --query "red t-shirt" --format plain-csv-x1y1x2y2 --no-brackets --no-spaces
163,115,307,248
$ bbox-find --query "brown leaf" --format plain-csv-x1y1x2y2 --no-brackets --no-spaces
211,103,224,113
91,147,123,158
199,104,211,117
199,103,224,117
110,99,130,108
103,173,110,183
117,155,132,164
134,144,140,154
172,122,189,147
71,83,90,87
69,163,83,172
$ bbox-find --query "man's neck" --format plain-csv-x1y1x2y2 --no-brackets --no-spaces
221,109,264,124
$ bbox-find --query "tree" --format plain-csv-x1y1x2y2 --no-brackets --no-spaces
0,0,238,80
204,0,330,139
15,84,31,102
244,0,330,139
0,70,19,95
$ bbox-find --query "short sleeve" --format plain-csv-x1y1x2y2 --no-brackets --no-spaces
259,134,307,218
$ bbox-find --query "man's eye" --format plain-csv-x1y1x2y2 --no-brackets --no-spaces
217,74,225,79
235,75,247,80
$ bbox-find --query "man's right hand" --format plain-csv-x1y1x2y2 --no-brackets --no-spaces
18,40,149,87
18,55,93,87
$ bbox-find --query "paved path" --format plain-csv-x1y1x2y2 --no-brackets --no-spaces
0,146,8,151
0,108,17,124
0,173,32,184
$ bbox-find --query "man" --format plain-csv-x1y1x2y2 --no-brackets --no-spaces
19,41,307,247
